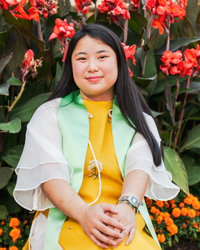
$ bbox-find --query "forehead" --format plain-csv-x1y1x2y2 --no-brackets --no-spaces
72,36,114,55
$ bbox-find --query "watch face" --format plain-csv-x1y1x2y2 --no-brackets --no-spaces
130,196,137,205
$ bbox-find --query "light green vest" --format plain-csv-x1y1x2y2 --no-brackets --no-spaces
44,90,160,249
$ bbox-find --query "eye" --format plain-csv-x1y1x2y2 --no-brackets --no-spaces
77,57,87,61
98,55,108,60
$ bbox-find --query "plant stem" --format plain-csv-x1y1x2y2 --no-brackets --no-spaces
37,20,43,41
141,14,154,78
123,19,128,44
173,75,191,150
8,80,26,113
173,75,180,117
169,129,173,148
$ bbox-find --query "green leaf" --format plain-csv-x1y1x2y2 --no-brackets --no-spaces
182,157,195,169
186,166,200,186
0,205,8,220
184,16,195,38
165,82,175,125
0,54,12,73
0,167,14,190
155,37,200,54
153,76,187,95
50,62,62,91
35,50,56,80
151,110,163,118
0,118,21,133
3,9,45,51
7,77,22,86
7,182,16,197
186,0,199,36
128,11,147,36
0,31,9,44
0,81,9,96
2,195,20,214
164,146,189,194
132,74,157,89
198,93,200,102
179,124,200,152
2,27,27,82
2,145,23,168
10,93,52,122
159,130,169,142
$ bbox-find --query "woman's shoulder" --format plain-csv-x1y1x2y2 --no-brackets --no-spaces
28,98,62,130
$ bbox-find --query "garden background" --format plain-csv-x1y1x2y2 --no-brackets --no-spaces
0,0,200,249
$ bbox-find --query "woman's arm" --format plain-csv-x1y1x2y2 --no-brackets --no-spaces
41,179,125,249
107,169,149,247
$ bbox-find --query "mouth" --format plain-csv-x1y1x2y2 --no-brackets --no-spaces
86,76,103,82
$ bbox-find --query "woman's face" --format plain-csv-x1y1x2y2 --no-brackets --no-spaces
71,36,118,101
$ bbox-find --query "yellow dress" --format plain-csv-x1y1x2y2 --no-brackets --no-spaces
24,100,161,250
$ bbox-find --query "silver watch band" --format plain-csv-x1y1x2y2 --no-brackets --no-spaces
119,195,140,208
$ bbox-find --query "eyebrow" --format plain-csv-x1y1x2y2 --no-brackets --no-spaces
74,50,109,56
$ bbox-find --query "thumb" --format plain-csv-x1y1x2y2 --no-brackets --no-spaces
101,203,119,214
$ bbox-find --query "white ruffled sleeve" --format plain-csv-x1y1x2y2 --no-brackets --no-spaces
13,98,73,211
125,113,180,201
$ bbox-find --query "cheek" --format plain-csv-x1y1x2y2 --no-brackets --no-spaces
72,62,86,80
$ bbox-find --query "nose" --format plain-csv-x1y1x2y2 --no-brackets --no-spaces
87,59,99,72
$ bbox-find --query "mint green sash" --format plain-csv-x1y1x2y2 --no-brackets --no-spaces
44,90,160,249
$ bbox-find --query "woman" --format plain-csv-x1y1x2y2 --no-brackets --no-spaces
14,24,180,250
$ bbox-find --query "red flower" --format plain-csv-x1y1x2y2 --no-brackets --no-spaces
152,13,166,34
98,0,130,25
0,0,17,10
30,0,58,19
130,0,140,11
121,43,136,77
20,49,34,71
179,0,187,9
12,0,30,19
75,0,92,14
28,7,40,21
49,18,75,42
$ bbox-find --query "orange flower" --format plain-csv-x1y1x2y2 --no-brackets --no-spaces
9,247,19,250
164,201,170,208
184,195,192,205
181,207,188,216
0,228,3,236
172,208,181,218
186,220,190,224
0,248,7,250
196,211,199,216
163,212,171,219
150,215,154,220
188,209,196,218
198,225,200,232
157,233,165,243
179,202,184,208
171,204,176,208
169,199,176,205
0,221,5,225
9,218,20,228
156,200,164,208
9,228,21,243
182,223,187,229
156,215,163,224
167,224,178,235
165,217,174,226
150,206,157,214
193,222,198,228
192,201,200,210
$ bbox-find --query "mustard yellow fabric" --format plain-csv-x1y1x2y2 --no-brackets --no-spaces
24,100,161,250
59,100,161,250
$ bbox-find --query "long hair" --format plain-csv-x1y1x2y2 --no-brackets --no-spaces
49,24,163,166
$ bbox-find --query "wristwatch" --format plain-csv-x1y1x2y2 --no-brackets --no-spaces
118,195,140,209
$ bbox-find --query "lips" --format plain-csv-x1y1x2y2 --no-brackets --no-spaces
86,76,103,82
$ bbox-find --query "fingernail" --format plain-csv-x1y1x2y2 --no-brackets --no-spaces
126,241,129,245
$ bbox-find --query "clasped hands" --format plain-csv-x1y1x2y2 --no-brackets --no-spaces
78,202,136,249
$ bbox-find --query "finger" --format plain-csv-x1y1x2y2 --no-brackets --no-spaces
106,225,115,240
97,223,123,239
125,227,136,245
114,229,129,247
101,214,125,231
101,203,119,214
93,228,118,246
90,234,109,249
